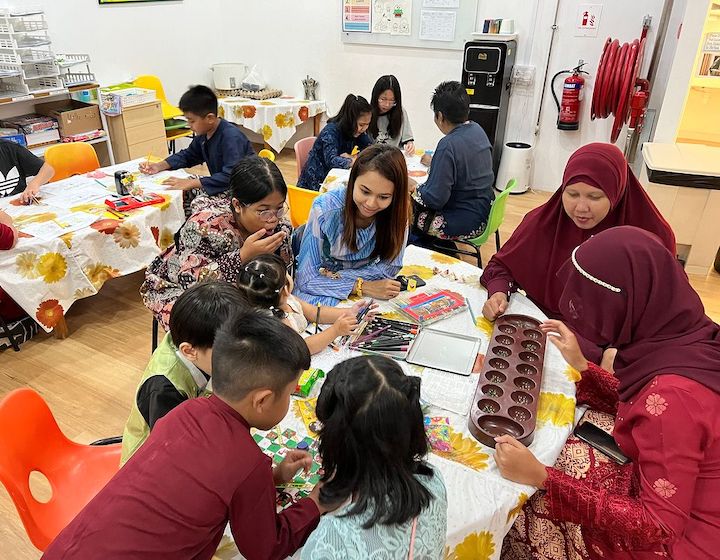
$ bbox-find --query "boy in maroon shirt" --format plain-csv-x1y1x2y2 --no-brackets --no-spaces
42,310,339,560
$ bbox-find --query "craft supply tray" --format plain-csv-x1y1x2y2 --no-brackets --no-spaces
468,314,546,448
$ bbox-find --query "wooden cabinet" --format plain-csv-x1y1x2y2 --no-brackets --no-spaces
106,100,168,163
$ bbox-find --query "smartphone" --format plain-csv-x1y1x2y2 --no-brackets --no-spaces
574,420,630,465
396,275,427,291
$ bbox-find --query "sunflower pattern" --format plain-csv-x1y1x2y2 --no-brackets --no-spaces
36,252,68,283
434,428,489,471
35,299,64,329
217,96,325,152
16,252,40,279
113,223,141,249
537,393,576,427
445,531,496,560
83,262,120,290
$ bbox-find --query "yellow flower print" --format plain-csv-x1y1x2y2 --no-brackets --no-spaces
16,252,40,279
565,365,582,382
73,287,95,300
159,227,174,250
217,105,225,118
157,194,172,211
446,531,496,560
60,232,73,249
113,222,140,249
476,316,495,337
84,262,120,290
70,203,106,215
537,392,576,427
275,111,295,128
507,492,529,522
434,428,489,471
36,252,67,283
430,251,460,264
259,101,276,106
399,264,434,280
260,125,273,141
380,310,410,322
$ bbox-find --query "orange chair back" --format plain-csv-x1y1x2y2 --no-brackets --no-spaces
287,184,320,228
44,143,100,182
294,136,316,177
0,388,121,550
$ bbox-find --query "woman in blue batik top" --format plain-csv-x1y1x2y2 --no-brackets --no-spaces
293,144,410,306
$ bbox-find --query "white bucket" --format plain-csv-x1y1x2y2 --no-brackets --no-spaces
496,142,533,194
210,63,248,90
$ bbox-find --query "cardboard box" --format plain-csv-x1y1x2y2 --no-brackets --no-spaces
37,100,102,138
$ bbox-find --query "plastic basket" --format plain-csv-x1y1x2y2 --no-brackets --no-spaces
25,75,62,94
23,61,57,78
19,49,53,63
55,53,90,68
0,52,21,64
62,71,96,87
0,63,21,78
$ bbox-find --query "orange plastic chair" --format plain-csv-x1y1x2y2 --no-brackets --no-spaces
294,136,316,177
0,388,121,550
44,143,100,182
287,184,320,228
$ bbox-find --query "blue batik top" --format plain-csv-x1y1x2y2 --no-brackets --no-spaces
293,185,406,305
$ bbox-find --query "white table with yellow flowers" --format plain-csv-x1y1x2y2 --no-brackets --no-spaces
0,159,184,337
217,96,326,152
214,246,577,560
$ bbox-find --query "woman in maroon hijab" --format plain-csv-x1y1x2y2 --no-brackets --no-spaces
495,226,720,560
481,143,675,322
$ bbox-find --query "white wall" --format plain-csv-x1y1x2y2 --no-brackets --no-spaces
39,0,696,189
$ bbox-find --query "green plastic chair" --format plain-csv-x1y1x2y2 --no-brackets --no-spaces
430,178,516,268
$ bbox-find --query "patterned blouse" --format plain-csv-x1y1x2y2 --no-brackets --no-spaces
542,365,720,559
300,469,447,560
293,185,406,306
141,194,293,330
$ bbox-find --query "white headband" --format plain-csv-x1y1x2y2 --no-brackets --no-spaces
571,246,622,293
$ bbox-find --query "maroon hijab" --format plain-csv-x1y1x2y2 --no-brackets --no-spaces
483,143,675,317
557,226,720,401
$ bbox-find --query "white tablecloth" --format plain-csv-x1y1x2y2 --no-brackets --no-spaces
218,96,326,152
215,245,577,560
0,159,184,332
320,153,430,193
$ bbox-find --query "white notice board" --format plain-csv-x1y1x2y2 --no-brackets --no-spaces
341,0,478,51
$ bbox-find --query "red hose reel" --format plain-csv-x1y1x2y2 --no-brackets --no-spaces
590,35,648,143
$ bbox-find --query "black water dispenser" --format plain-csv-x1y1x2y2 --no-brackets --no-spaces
462,40,516,176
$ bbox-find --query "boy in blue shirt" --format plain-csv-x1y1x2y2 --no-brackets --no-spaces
139,85,254,196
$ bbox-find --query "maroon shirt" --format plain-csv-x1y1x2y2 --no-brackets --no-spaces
42,395,320,560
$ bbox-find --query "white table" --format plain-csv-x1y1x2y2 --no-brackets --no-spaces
320,153,430,193
214,246,577,560
0,159,184,335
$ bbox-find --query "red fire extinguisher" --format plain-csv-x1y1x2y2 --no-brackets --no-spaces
552,61,589,130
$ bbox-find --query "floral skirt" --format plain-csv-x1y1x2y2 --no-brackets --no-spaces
414,209,486,240
501,410,634,560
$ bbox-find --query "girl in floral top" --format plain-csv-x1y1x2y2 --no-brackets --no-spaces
495,226,720,560
141,157,292,330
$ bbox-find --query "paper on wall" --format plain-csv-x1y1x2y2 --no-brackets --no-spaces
372,0,391,33
390,0,412,36
423,0,459,8
419,9,456,42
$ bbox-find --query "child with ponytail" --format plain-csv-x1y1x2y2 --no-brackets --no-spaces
236,254,374,354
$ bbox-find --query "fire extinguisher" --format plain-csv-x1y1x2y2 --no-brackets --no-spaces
552,61,590,130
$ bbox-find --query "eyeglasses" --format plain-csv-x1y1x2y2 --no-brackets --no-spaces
378,97,396,107
247,204,288,222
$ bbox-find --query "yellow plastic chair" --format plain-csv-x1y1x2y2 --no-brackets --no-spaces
258,149,275,161
133,74,182,120
287,184,320,228
44,143,100,182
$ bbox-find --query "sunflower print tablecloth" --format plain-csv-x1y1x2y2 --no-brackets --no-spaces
0,164,184,333
214,245,577,560
217,96,326,152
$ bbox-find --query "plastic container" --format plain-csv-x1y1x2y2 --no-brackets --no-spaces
468,314,546,448
210,63,248,90
496,142,533,194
